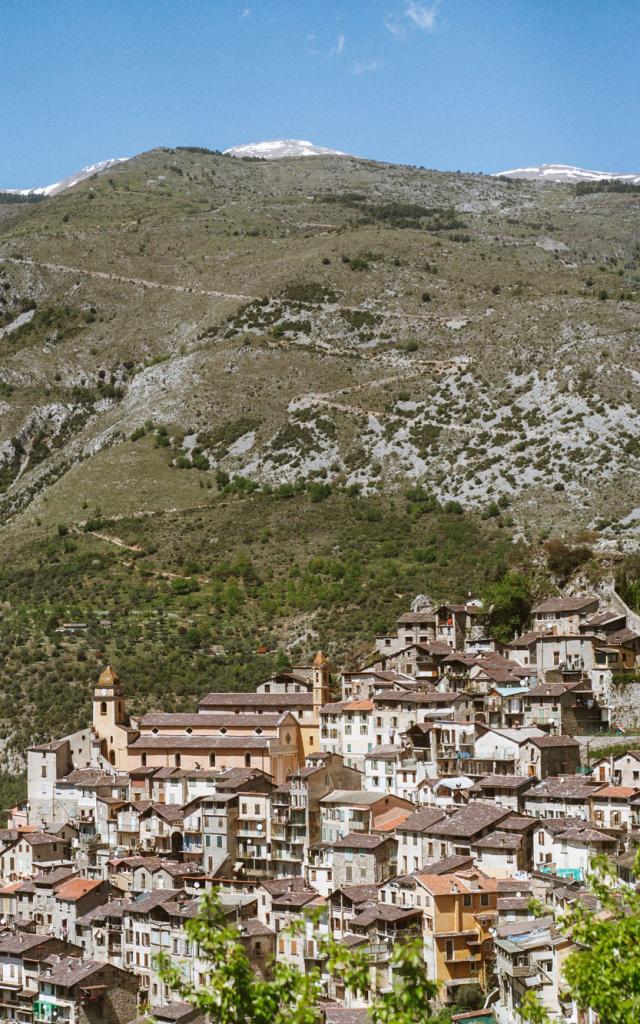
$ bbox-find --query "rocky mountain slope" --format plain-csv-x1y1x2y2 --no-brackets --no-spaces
497,163,640,185
0,146,639,552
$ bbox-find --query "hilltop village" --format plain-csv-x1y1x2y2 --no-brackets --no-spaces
2,592,640,1024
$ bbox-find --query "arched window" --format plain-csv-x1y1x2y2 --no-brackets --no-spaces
141,753,147,767
244,753,251,767
175,753,181,767
209,753,216,767
100,701,107,716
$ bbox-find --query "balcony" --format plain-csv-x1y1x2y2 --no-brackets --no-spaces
33,1002,71,1023
236,821,268,838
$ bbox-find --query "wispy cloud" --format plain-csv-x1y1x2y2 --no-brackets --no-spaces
241,6,251,17
405,1,438,32
351,57,383,76
384,16,406,40
331,32,346,56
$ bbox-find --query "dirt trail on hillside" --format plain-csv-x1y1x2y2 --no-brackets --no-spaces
0,256,254,302
0,255,455,327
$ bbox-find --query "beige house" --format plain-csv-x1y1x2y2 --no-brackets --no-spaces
127,712,302,784
197,652,330,756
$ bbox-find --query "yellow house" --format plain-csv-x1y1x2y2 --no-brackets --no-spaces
416,870,498,999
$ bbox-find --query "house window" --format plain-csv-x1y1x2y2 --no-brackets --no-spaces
100,701,107,716
245,753,251,767
480,893,489,906
175,754,181,767
141,753,147,767
210,753,216,767
463,894,472,907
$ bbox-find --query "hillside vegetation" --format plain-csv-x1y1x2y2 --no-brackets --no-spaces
0,147,639,781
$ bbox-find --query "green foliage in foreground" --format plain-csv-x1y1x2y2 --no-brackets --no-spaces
519,852,640,1024
156,892,450,1024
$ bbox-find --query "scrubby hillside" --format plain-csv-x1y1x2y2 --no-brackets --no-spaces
0,146,639,777
0,147,639,542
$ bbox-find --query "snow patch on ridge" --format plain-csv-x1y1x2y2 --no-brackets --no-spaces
224,139,348,160
496,162,640,185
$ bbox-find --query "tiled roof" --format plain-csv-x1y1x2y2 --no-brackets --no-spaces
473,831,522,850
137,713,283,729
199,692,313,707
129,735,271,750
54,878,104,901
593,786,639,799
477,775,534,790
527,735,580,748
40,955,104,987
333,833,391,850
426,803,509,838
532,596,599,613
397,611,435,624
398,808,447,833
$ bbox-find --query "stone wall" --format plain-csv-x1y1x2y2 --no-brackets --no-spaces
574,731,640,758
602,678,640,732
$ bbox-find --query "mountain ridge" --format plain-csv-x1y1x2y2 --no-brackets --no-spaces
1,158,129,198
0,145,639,552
223,138,349,159
496,162,640,185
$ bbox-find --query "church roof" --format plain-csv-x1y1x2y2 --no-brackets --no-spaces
98,665,120,688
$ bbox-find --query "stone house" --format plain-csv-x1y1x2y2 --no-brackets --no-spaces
533,822,618,880
0,832,71,882
494,916,572,1023
589,786,638,830
374,610,437,656
523,777,602,820
34,955,139,1024
517,735,581,778
591,748,640,786
0,934,83,1024
469,775,536,813
331,834,397,886
319,700,374,771
531,596,600,636
471,831,527,875
395,808,447,874
319,792,414,845
521,678,603,736
420,803,510,860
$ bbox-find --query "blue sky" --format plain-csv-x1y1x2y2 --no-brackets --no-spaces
3,0,639,188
